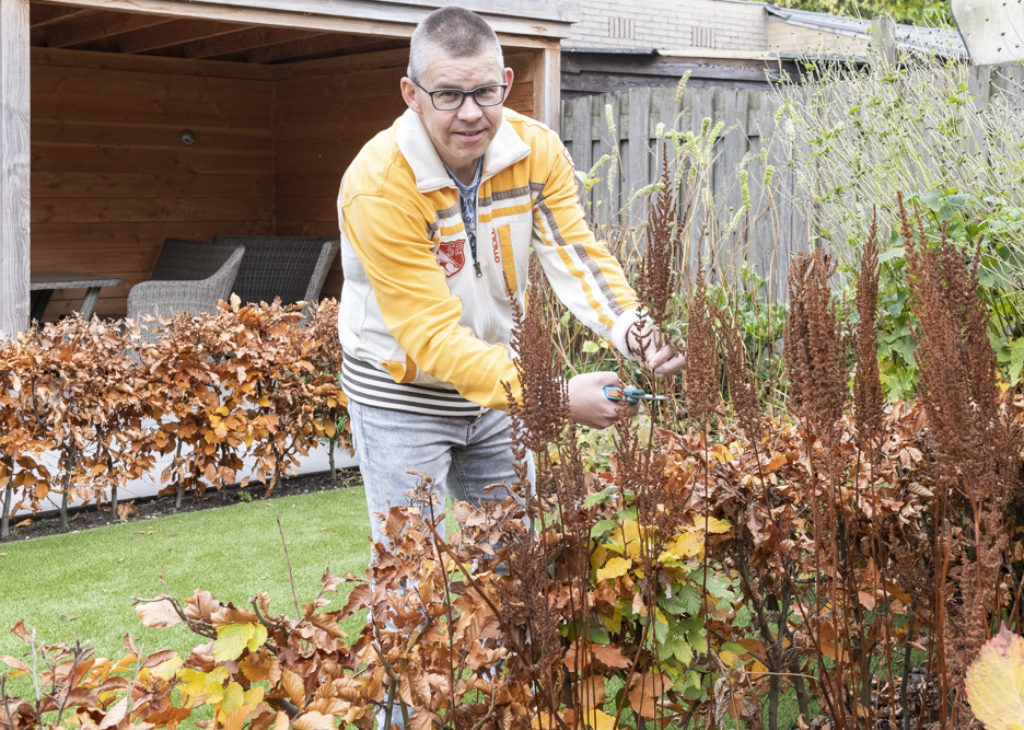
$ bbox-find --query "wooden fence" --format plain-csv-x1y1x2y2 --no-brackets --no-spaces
560,63,1024,298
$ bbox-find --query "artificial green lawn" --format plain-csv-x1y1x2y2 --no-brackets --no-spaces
0,486,372,664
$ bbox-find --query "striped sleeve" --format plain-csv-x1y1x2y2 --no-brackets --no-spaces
530,132,642,356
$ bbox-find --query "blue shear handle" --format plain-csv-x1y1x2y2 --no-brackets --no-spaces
603,384,644,403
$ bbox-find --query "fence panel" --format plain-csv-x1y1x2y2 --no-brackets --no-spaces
560,61,1023,299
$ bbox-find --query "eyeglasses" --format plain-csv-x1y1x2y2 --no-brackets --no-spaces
410,78,508,111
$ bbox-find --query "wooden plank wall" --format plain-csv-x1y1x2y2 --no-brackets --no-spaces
560,62,1024,301
31,47,274,318
28,42,545,318
272,45,542,301
271,47,408,301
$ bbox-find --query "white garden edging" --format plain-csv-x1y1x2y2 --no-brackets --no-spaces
13,442,358,518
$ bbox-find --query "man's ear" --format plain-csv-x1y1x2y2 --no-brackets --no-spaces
503,66,515,98
400,77,421,113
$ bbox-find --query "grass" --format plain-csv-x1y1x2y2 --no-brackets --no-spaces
0,486,372,667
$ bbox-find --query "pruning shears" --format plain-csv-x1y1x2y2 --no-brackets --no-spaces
603,384,670,404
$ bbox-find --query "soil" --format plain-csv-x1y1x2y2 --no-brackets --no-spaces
1,468,363,543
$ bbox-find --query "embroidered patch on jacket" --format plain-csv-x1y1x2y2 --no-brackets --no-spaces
436,238,466,278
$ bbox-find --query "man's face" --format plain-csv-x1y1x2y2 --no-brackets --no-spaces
401,47,513,182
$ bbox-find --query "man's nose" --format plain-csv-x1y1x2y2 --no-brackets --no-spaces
457,95,484,120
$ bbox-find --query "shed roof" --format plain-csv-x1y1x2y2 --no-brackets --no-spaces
31,0,579,64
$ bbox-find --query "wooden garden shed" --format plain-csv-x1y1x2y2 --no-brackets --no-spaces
0,0,577,335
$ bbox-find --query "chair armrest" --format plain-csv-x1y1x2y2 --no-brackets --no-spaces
303,239,339,303
126,279,228,321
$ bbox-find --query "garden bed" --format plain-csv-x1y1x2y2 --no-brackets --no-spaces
3,467,361,542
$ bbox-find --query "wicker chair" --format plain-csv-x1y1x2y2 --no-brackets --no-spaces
213,235,338,307
126,239,245,324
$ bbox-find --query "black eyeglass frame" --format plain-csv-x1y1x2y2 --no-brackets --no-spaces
409,77,509,111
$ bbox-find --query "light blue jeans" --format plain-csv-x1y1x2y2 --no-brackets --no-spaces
347,399,532,551
348,400,530,730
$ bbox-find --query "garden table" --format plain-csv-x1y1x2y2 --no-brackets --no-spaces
30,270,122,321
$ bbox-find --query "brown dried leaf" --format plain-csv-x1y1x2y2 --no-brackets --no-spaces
282,667,306,707
142,649,180,668
588,642,630,669
293,711,334,730
9,621,31,643
135,597,182,628
627,672,671,719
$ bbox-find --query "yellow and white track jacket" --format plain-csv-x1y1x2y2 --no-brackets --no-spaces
337,107,642,416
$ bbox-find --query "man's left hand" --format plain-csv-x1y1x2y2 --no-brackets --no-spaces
628,324,686,378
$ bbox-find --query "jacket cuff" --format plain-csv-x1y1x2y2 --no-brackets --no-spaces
610,308,651,362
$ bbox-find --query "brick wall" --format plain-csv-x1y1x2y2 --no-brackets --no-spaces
566,0,767,52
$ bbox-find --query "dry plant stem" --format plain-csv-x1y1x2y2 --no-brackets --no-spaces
276,515,301,619
1,676,16,729
58,442,76,530
900,600,916,730
1,456,13,539
51,641,83,728
425,497,459,723
421,514,514,646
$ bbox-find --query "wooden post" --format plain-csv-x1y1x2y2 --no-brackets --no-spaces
0,0,30,337
535,43,561,131
871,15,897,66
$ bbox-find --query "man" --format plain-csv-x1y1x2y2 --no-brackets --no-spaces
337,6,685,550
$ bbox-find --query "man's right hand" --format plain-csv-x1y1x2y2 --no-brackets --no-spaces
567,371,638,429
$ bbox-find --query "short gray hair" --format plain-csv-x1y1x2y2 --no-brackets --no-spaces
407,6,504,80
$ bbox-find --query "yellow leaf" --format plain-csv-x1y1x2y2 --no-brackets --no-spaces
596,556,632,582
666,531,704,559
704,516,731,534
711,443,733,463
719,649,739,667
532,711,561,729
220,682,245,716
213,623,256,662
749,659,768,676
178,666,228,704
151,653,183,681
247,622,268,652
581,707,617,730
966,624,1024,730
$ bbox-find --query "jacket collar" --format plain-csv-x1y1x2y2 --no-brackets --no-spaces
396,107,531,194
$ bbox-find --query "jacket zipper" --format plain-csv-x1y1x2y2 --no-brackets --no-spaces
469,185,482,278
